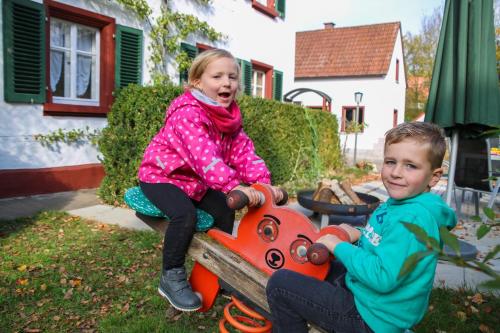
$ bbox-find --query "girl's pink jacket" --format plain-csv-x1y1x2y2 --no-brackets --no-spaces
138,91,271,201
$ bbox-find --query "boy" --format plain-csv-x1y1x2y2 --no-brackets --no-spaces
266,122,457,333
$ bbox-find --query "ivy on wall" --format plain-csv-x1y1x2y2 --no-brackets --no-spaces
115,0,225,84
33,127,101,147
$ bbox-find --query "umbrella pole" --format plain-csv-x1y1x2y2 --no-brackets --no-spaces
445,130,459,205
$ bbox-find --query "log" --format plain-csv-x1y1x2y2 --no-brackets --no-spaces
340,180,364,205
329,180,354,205
312,180,340,204
139,214,326,333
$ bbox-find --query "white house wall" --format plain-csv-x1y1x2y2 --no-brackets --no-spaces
0,0,296,171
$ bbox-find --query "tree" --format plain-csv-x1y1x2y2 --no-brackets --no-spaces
403,7,442,121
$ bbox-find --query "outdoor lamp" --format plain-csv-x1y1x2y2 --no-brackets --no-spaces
353,91,363,166
354,91,363,104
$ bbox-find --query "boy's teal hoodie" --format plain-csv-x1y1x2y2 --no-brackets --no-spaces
334,192,456,333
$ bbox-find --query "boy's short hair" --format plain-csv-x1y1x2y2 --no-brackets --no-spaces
384,122,446,169
187,48,241,91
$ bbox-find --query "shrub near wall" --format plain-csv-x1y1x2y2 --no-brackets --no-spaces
98,85,342,205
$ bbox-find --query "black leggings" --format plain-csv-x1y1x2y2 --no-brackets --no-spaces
140,182,235,270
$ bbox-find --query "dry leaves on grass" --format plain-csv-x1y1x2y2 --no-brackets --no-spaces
479,324,495,333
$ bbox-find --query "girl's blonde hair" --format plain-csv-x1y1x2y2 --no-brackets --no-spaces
187,48,241,91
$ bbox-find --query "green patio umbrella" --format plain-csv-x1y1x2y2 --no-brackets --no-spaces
425,0,500,205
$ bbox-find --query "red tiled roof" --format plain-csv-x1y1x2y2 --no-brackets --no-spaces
295,22,401,78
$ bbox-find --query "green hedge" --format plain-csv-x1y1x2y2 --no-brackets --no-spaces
98,85,342,204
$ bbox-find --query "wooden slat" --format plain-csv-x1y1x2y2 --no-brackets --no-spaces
140,215,325,333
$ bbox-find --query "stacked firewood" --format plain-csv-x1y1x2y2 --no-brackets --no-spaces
312,179,365,205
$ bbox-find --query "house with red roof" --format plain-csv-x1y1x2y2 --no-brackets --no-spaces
293,22,406,165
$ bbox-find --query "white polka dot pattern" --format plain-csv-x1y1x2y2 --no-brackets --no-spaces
138,91,271,200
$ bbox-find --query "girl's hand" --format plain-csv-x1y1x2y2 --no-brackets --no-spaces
269,185,284,204
338,223,361,243
232,185,263,207
316,234,344,253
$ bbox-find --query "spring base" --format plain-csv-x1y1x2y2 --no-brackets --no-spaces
219,296,272,333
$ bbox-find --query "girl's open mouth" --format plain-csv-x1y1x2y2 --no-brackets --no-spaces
219,92,230,98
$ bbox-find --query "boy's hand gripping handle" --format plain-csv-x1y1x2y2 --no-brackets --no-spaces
306,243,330,265
226,188,288,210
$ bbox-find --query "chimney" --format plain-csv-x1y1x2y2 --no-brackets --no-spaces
324,22,336,29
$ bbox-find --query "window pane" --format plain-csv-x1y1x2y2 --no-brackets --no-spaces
76,54,95,99
77,27,95,52
256,72,263,86
50,20,70,48
346,109,354,122
50,50,70,97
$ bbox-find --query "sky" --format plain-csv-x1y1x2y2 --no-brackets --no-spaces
288,0,445,36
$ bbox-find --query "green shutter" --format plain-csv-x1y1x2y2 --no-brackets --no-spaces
275,0,285,18
238,59,252,96
3,0,45,103
115,25,143,89
179,42,198,85
273,70,283,101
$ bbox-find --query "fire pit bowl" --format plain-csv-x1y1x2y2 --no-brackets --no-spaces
297,190,381,217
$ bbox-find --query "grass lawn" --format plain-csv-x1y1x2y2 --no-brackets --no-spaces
1,211,498,332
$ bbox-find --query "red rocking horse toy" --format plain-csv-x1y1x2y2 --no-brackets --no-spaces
189,183,349,332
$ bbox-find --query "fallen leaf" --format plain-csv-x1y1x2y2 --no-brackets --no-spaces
471,293,484,305
16,278,29,286
456,311,467,321
40,284,47,291
479,324,494,333
17,264,27,272
63,288,74,300
23,329,41,333
53,315,60,321
121,302,130,313
69,279,82,287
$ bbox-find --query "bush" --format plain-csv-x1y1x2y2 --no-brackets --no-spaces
98,85,342,204
238,95,341,191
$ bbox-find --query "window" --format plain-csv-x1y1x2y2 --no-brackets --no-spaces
250,60,273,99
395,58,400,83
3,0,143,116
341,106,365,133
50,19,100,106
393,109,398,127
252,70,266,97
251,0,285,18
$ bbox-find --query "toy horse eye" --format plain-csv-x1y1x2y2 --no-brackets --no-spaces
258,218,278,242
290,238,313,264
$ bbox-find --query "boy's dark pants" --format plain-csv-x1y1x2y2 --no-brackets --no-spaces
266,260,373,333
140,182,234,270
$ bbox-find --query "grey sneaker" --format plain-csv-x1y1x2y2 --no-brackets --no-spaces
158,267,201,311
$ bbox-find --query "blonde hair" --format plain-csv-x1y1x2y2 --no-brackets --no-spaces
187,48,241,91
384,122,446,169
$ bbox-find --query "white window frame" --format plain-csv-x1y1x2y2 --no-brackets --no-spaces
50,18,100,106
252,70,266,98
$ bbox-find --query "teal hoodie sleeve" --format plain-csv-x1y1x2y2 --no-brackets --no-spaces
334,217,426,293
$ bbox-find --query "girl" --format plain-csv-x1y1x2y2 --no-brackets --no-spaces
138,49,282,311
